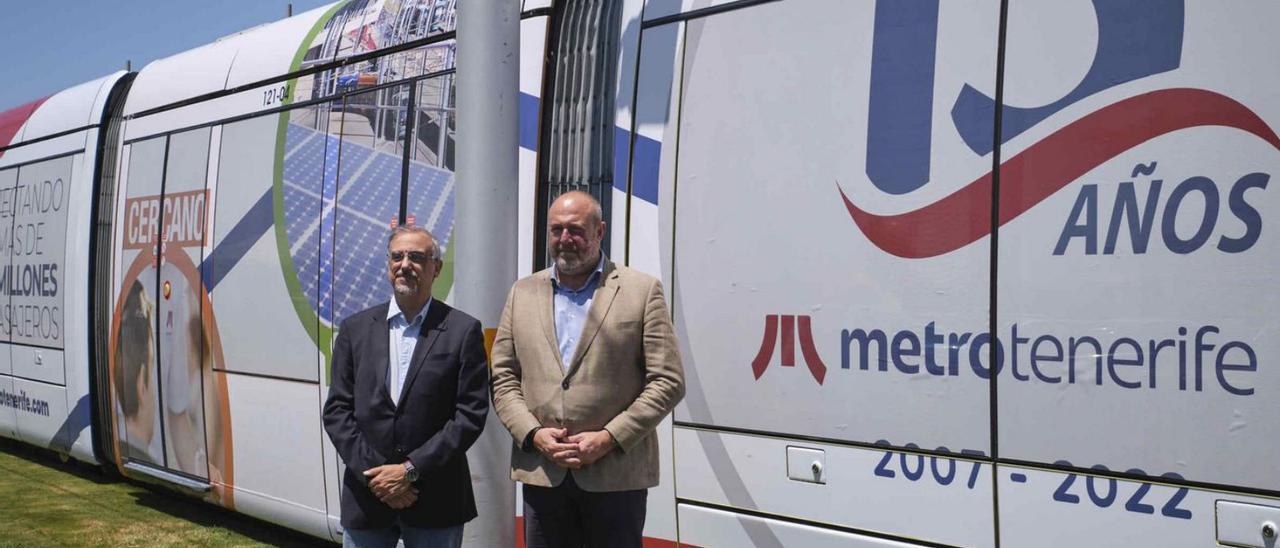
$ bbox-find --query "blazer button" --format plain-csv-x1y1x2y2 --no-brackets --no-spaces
395,445,405,454
561,379,570,390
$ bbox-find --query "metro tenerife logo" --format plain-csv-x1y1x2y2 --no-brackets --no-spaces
751,315,828,385
840,1,1280,258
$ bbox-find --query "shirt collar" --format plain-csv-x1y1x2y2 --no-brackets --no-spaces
388,296,433,326
552,253,606,291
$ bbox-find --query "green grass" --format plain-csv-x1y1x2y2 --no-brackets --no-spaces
0,440,329,547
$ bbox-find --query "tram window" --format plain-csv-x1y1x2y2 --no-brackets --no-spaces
404,74,456,300
209,113,321,382
9,156,74,350
411,74,454,170
326,85,408,326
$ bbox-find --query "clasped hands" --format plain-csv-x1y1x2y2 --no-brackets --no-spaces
533,428,615,469
361,429,616,508
363,463,418,509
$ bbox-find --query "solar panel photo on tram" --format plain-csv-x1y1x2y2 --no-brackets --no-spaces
281,122,455,327
407,162,454,239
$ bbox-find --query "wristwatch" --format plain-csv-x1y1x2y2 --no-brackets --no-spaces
403,461,419,483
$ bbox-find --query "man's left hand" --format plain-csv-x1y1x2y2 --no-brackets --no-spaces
383,487,419,509
566,430,616,465
364,463,412,499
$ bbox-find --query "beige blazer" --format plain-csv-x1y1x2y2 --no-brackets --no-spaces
491,260,684,491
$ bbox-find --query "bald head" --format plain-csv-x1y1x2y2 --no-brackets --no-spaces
551,191,603,228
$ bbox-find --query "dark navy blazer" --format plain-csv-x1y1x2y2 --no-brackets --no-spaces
323,300,489,529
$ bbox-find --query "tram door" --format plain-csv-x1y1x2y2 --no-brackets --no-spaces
153,128,211,480
116,129,211,481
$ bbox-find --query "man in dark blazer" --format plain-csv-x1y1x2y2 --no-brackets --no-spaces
324,225,489,548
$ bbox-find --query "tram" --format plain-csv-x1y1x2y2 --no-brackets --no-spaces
1,1,1278,546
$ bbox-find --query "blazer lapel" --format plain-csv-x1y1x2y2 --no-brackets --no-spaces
566,261,619,377
369,306,393,406
536,271,566,375
396,302,447,409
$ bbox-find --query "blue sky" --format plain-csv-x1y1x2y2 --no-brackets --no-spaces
0,0,338,111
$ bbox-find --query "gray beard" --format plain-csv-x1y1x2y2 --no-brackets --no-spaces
555,257,585,275
553,251,596,277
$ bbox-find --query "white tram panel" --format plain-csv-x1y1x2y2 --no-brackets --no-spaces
209,115,319,383
675,428,995,548
0,133,87,171
121,13,334,142
221,372,330,540
671,0,999,453
517,14,550,272
0,375,14,438
998,466,1280,548
119,1,331,120
995,0,1280,492
15,76,116,140
0,133,85,169
123,40,240,119
608,0,646,262
625,18,682,279
678,503,936,548
222,3,339,89
12,378,70,448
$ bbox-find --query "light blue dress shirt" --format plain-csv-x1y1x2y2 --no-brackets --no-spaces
551,255,606,370
387,297,432,405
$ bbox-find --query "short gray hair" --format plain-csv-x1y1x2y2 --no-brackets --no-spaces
387,224,442,261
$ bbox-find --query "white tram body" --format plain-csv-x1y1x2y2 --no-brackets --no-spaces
1,1,1277,546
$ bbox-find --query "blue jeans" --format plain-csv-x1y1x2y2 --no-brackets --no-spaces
342,523,463,548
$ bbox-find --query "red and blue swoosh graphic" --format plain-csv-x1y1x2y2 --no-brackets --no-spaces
840,88,1280,258
0,97,49,160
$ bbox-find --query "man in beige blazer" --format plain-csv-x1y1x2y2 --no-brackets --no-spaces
491,191,684,548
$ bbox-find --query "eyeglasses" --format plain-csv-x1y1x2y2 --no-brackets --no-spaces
388,250,433,264
549,225,588,239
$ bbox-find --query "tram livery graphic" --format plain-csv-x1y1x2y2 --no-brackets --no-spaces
1,0,1278,546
